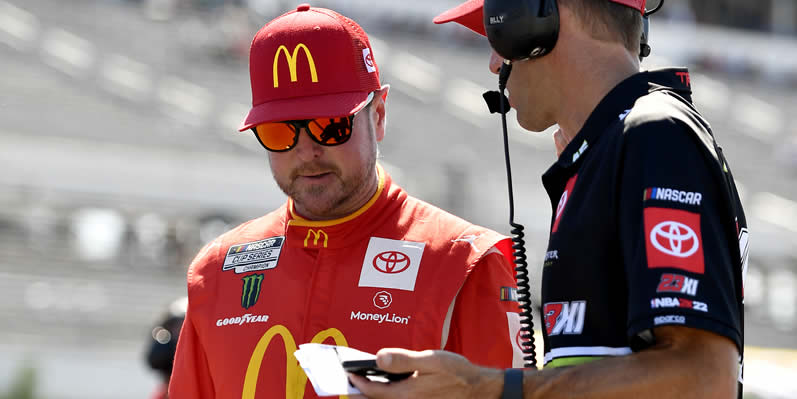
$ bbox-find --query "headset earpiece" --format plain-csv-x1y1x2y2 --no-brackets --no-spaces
483,0,560,61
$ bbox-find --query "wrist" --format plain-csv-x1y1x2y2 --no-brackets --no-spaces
470,367,504,399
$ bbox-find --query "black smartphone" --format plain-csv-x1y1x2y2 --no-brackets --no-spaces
341,359,413,382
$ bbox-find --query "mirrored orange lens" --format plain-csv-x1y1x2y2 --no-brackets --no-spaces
307,117,351,145
254,123,297,151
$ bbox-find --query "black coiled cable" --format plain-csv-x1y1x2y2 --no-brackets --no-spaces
498,62,538,369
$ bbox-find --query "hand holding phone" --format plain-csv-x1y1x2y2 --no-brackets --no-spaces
342,359,413,382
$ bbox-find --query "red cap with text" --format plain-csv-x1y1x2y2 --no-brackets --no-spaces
433,0,647,37
239,3,380,131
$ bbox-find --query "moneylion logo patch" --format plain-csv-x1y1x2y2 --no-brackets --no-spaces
241,274,264,309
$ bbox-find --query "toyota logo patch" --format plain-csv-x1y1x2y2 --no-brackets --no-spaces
643,207,705,274
650,221,699,258
363,48,376,73
358,237,425,291
372,251,411,274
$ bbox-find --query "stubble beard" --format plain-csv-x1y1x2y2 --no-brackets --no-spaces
277,155,377,218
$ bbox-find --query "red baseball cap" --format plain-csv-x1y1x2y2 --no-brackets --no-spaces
433,0,646,37
239,4,381,131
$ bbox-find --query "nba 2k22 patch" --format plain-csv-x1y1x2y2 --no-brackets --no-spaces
223,236,284,274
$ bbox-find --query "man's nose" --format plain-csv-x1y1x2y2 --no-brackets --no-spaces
489,50,504,75
293,128,323,161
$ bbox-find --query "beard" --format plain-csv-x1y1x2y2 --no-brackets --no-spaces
274,155,377,219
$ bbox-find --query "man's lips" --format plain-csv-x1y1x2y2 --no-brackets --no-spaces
296,171,333,180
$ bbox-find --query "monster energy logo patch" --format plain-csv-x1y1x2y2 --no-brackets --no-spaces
241,274,264,309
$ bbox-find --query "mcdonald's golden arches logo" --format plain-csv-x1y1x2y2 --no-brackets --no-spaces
304,229,328,248
243,324,349,399
273,43,319,88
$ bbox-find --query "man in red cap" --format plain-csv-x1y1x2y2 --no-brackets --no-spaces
169,4,524,398
352,1,747,398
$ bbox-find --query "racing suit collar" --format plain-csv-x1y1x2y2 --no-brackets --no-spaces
283,163,398,250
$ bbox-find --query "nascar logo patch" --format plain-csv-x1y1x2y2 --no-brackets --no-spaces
223,236,284,274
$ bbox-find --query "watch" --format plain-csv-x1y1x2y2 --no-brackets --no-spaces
501,368,524,399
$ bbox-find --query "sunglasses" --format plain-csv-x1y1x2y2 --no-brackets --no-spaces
251,92,374,152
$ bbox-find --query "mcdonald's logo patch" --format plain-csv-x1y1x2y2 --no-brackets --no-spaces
241,274,264,309
273,43,319,88
304,229,328,248
243,325,348,399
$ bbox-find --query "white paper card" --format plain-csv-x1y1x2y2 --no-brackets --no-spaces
293,344,377,396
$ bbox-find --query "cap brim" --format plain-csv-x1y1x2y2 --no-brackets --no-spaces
433,0,486,37
238,91,372,131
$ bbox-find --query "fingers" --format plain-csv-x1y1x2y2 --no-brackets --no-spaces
350,350,491,399
553,127,567,157
375,348,440,373
348,373,409,399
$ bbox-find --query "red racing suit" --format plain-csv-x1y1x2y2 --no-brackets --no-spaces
170,166,523,398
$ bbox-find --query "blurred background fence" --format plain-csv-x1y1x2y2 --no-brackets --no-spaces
0,0,796,398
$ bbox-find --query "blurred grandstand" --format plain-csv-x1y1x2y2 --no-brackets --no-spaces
0,0,795,398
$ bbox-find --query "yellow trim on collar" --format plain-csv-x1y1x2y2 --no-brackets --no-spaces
288,164,385,227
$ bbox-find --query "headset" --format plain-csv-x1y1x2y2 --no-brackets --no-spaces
484,0,664,62
484,0,559,62
481,0,665,369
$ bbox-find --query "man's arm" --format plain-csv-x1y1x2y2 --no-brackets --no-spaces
351,325,738,399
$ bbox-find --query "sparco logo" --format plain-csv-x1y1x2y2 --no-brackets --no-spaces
372,251,411,274
216,313,269,327
350,311,410,325
654,315,685,325
650,221,699,258
373,291,393,309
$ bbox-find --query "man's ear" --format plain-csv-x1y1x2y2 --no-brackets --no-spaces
373,84,389,142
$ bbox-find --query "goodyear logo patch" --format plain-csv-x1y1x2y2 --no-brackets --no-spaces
223,237,284,274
